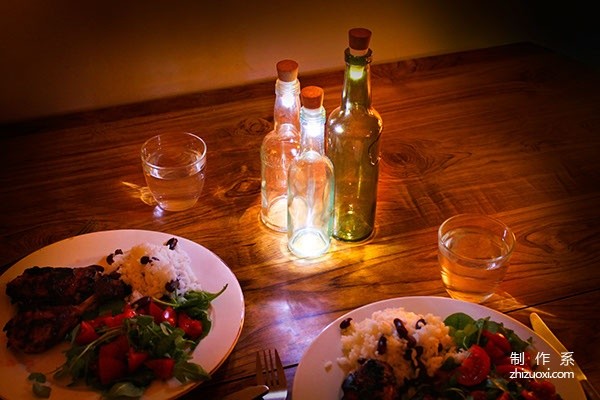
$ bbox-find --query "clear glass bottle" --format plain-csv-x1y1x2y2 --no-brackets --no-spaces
326,28,383,242
260,60,302,231
287,86,335,258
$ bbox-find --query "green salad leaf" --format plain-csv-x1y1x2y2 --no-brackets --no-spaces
444,312,532,352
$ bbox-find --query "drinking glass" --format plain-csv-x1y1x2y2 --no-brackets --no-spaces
141,132,207,212
438,214,516,303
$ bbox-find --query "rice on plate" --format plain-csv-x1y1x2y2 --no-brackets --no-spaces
338,307,464,386
106,239,202,301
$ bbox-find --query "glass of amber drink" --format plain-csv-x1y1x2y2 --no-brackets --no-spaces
438,214,516,303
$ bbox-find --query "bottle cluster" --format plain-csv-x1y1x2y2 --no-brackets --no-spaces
260,28,383,258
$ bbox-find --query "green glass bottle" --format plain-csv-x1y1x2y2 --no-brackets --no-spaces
326,28,383,241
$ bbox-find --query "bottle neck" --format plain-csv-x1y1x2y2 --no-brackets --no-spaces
300,106,326,153
340,48,373,109
274,79,301,131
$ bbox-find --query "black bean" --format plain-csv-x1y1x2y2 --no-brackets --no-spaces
340,317,353,330
394,318,408,338
140,256,151,265
166,238,178,250
115,249,123,255
415,318,427,329
415,345,424,358
106,253,114,265
377,335,387,355
165,280,180,292
132,296,151,308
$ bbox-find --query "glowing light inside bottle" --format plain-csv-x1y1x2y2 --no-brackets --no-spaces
349,65,365,80
281,92,295,108
289,228,329,258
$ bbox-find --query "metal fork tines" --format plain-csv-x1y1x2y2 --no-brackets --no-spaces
256,349,288,400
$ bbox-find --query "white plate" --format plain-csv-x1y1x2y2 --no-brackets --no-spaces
0,229,245,400
293,296,584,400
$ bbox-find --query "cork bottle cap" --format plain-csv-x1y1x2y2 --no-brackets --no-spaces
276,59,299,82
301,86,323,109
348,28,372,51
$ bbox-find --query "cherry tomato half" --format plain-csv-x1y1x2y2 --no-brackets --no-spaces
456,344,491,386
177,311,203,340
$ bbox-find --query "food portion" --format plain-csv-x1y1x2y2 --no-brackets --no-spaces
105,237,201,301
2,237,226,399
338,308,562,400
6,264,128,308
4,265,130,353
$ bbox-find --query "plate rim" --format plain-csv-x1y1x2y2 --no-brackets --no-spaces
292,295,584,400
0,229,245,400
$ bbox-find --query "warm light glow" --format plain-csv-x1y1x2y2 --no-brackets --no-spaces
288,228,329,259
349,65,365,80
281,92,295,108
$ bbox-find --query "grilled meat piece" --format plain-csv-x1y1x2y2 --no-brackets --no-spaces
5,265,129,308
3,295,96,353
342,359,399,400
3,266,132,353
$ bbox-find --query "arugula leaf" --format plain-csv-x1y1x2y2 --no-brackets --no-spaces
445,312,533,353
444,312,480,349
104,382,145,399
28,373,51,398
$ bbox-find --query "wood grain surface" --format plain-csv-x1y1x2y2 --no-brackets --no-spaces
0,42,598,399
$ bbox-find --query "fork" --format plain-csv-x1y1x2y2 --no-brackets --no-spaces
256,349,288,400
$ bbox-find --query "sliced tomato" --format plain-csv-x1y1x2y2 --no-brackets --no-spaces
495,364,531,377
98,355,127,385
529,380,557,397
75,321,99,345
521,389,540,400
177,311,203,339
127,347,149,373
469,390,487,400
99,335,129,360
148,301,164,324
161,306,177,326
456,345,491,386
145,358,175,380
482,330,511,362
106,304,138,328
497,393,511,400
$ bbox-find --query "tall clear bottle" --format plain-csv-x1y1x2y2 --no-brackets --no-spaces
326,28,383,242
260,59,302,232
288,86,335,258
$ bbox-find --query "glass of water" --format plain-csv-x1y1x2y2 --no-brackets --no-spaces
141,132,207,212
438,214,516,303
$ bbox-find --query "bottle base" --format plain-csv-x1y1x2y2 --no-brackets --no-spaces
260,196,288,232
288,228,330,258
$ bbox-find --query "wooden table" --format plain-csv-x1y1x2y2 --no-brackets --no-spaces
1,42,599,399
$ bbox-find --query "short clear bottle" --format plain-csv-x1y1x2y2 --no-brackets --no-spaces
260,60,301,232
287,86,335,258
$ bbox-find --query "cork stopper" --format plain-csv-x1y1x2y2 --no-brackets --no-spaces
301,86,324,109
348,28,371,56
276,59,299,82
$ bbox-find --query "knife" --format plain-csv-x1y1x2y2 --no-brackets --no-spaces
222,384,269,400
530,312,600,400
